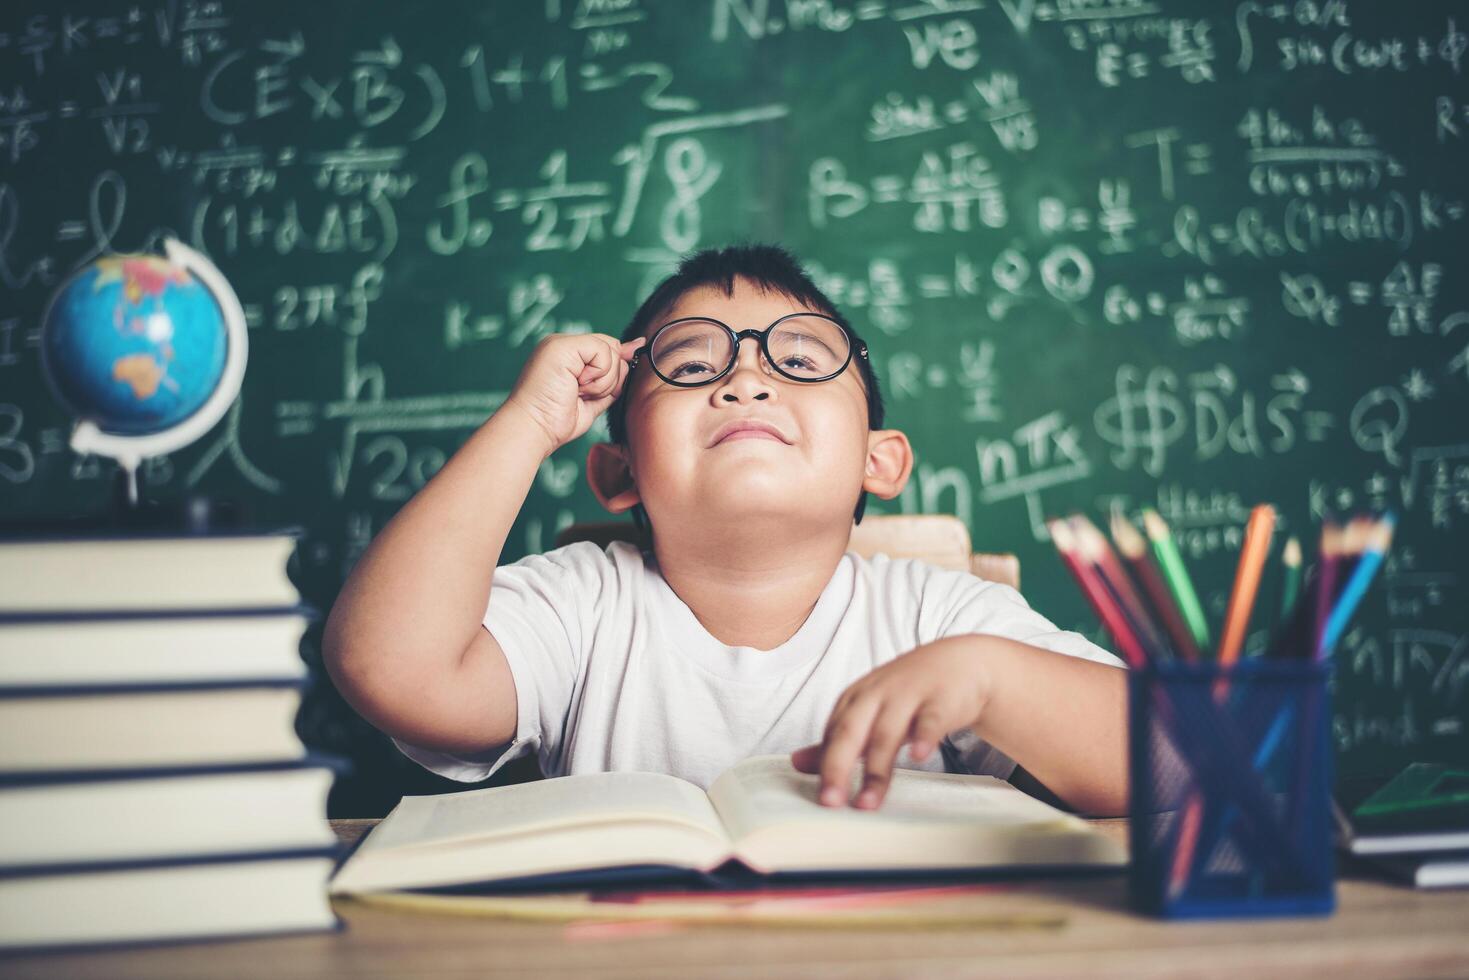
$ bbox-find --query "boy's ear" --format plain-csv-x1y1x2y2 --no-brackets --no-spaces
586,442,642,514
862,429,914,500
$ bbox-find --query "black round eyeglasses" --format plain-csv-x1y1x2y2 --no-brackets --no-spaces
630,313,867,389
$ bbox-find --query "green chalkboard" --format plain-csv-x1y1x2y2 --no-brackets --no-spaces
2,0,1465,815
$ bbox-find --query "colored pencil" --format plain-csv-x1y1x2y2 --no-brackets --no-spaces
1060,516,1254,891
1311,521,1343,661
1071,515,1170,662
1058,508,1309,901
1319,515,1395,657
1141,510,1211,654
1182,693,1300,899
1334,517,1369,596
1110,511,1201,662
1179,503,1274,886
1216,504,1276,672
1048,519,1150,669
1268,570,1315,661
1167,796,1205,901
1278,536,1302,629
1072,513,1159,645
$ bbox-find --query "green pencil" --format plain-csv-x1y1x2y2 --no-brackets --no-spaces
1141,509,1211,654
1279,536,1302,623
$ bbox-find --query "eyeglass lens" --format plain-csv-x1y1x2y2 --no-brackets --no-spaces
649,317,849,384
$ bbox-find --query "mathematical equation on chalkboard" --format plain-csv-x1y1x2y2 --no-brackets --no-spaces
1,0,1464,776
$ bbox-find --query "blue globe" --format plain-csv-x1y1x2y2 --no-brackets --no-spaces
42,255,228,436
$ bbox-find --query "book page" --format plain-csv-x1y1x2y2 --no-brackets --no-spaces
708,756,1069,838
708,756,1123,873
366,771,728,853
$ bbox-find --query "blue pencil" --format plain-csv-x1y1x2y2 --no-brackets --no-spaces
1191,698,1297,881
1318,514,1395,657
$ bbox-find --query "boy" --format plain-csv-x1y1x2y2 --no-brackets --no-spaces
324,245,1128,814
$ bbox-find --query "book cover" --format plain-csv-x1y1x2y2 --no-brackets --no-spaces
0,756,346,867
1334,764,1469,856
0,530,303,614
0,678,311,773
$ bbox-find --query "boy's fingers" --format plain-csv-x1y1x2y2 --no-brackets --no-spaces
579,374,614,402
855,708,912,809
817,697,881,807
907,704,949,761
608,359,631,398
602,339,631,395
576,343,611,386
621,336,647,360
601,337,622,380
582,343,626,399
789,743,822,774
821,687,859,743
591,362,620,400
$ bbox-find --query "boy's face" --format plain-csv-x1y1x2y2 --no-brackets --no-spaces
614,279,878,535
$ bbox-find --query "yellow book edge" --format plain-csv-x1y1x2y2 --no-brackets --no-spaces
337,889,1068,930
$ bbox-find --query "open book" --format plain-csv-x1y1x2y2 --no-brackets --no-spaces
330,756,1125,894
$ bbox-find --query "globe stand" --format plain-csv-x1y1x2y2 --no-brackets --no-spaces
109,467,247,534
47,238,251,535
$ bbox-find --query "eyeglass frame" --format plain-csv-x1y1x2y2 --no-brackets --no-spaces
629,313,869,389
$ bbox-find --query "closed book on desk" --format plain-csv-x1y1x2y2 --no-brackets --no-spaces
1334,764,1469,856
1361,850,1469,889
0,678,308,774
0,531,300,614
0,848,340,950
330,755,1125,895
0,758,340,867
0,607,313,687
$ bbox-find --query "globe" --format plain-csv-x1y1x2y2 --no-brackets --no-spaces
41,254,229,436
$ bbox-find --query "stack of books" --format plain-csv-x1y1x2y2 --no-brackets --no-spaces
1335,763,1469,890
0,530,341,950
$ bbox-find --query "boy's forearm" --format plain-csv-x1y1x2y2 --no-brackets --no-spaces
967,636,1130,816
324,401,554,698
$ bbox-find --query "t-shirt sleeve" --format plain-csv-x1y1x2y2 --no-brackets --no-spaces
390,541,610,783
917,566,1126,781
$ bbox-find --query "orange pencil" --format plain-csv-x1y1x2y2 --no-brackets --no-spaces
1167,797,1205,901
1216,504,1277,671
1176,504,1275,894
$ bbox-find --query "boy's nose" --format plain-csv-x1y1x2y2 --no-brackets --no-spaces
715,335,775,403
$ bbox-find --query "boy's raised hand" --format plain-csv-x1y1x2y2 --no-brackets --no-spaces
790,637,992,810
504,333,646,456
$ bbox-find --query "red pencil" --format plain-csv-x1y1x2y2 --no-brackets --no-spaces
1110,511,1201,662
1049,518,1150,669
1071,514,1160,652
1071,516,1171,663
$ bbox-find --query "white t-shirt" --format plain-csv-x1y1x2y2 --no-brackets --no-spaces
395,541,1124,790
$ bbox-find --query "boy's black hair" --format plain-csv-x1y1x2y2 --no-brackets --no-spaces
606,243,886,532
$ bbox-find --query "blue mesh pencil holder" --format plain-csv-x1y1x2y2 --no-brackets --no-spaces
1128,660,1335,919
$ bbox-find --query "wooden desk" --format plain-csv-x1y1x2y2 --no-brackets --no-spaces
4,818,1468,979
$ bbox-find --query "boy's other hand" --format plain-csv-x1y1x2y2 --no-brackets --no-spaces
504,333,646,456
790,636,992,810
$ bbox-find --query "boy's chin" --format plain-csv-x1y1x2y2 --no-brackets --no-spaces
690,476,850,526
699,467,798,502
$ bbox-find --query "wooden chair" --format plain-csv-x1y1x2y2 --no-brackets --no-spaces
554,514,1019,590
